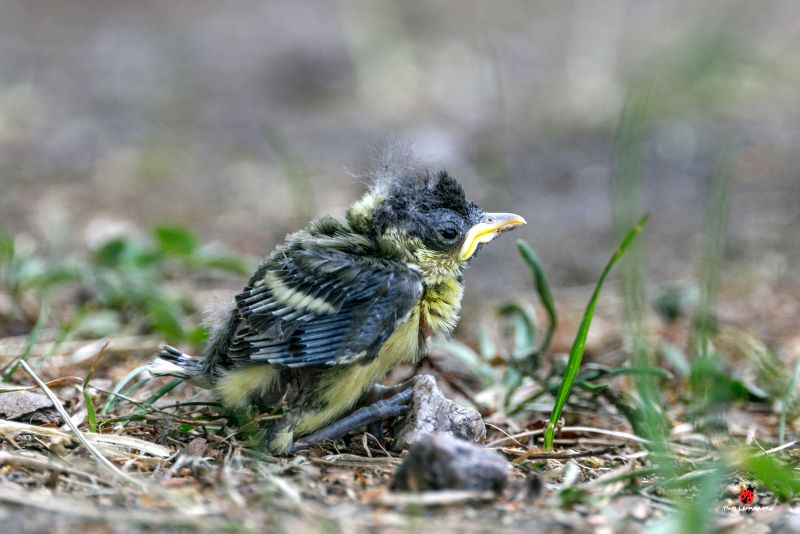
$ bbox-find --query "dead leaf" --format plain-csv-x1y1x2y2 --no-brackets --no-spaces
0,390,61,421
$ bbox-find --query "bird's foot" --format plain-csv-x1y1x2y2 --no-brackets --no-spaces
290,386,414,453
364,375,420,405
361,376,419,439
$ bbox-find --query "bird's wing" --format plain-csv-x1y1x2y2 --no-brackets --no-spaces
228,248,423,368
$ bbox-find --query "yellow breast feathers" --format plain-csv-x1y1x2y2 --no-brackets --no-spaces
418,277,464,337
295,307,422,434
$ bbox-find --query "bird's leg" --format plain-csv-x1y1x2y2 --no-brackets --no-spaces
363,375,420,405
361,375,420,439
290,387,414,453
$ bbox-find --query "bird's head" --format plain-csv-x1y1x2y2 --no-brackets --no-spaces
346,149,525,284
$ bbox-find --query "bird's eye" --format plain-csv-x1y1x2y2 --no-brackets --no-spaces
440,228,458,240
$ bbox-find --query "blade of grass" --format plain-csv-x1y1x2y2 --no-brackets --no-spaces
605,366,672,379
104,377,151,415
610,91,650,363
517,240,557,355
100,414,148,424
82,341,109,433
690,144,734,357
609,91,675,478
101,364,149,414
122,377,151,395
92,386,164,416
116,377,181,429
779,356,800,445
132,377,182,415
543,214,649,451
610,91,659,421
2,302,49,382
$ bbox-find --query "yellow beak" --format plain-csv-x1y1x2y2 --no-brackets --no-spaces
459,212,527,261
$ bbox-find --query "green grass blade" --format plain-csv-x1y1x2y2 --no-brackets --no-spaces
133,377,183,414
690,145,734,357
101,364,149,414
105,377,152,423
122,377,151,396
517,240,557,355
544,215,649,451
83,389,97,432
115,377,181,428
82,341,108,433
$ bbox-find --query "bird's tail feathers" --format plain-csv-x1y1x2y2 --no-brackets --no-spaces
148,345,209,387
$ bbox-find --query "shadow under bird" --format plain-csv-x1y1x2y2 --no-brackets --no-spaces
149,144,525,453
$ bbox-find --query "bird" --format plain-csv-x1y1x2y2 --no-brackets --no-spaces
148,142,525,454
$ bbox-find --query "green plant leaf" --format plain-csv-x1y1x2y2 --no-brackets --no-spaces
154,224,197,257
94,239,128,267
544,214,649,451
146,297,185,342
187,324,209,345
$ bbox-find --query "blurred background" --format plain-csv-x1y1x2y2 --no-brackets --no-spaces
1,0,799,346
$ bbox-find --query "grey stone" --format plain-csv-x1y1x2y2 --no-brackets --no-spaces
391,433,509,493
390,374,485,451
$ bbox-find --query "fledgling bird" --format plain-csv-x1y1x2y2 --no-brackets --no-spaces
149,144,525,454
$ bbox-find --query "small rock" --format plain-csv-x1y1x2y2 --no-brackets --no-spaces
392,433,509,492
390,374,485,451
